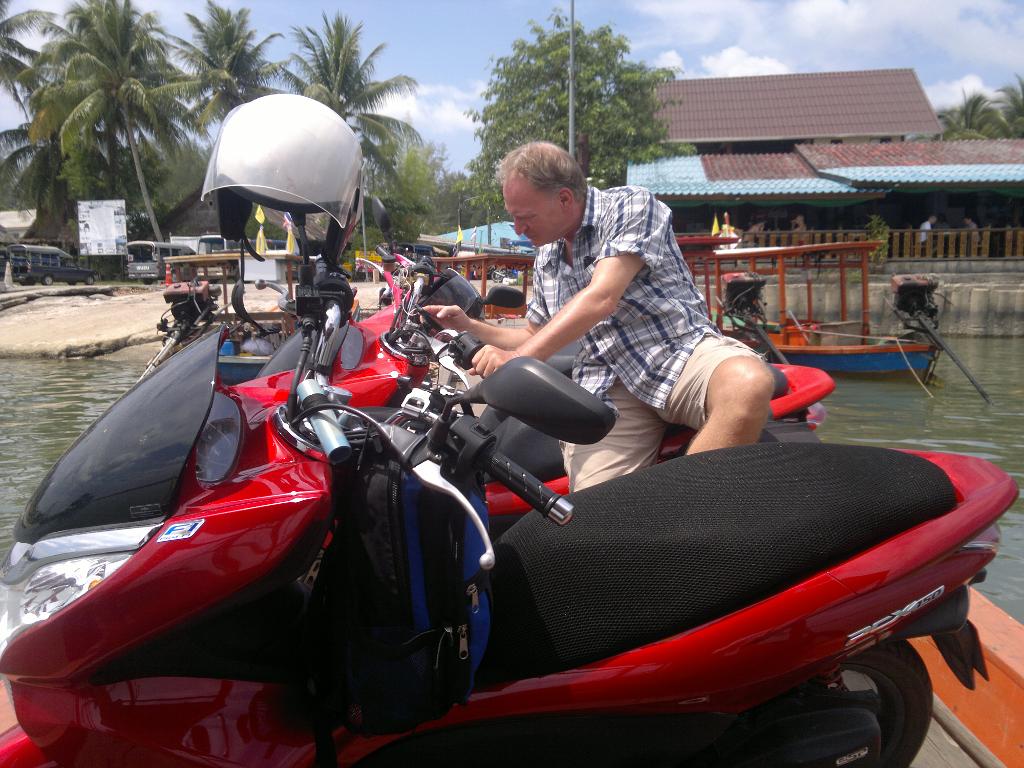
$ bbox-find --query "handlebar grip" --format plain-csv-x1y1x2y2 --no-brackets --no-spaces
448,333,486,369
296,380,351,464
485,451,573,525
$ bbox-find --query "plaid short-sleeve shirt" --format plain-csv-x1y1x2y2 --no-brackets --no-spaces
526,185,717,410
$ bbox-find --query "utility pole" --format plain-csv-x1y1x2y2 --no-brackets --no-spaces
568,0,575,159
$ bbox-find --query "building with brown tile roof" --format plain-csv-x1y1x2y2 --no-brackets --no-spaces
657,69,941,153
796,140,1024,169
627,140,1024,239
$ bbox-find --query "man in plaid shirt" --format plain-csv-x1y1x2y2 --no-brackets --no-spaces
425,142,774,491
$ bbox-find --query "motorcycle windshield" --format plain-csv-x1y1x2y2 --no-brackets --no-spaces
15,330,223,544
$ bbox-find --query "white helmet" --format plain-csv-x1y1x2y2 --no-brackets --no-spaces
202,94,362,258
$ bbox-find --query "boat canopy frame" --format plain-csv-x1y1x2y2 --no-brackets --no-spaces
678,239,884,339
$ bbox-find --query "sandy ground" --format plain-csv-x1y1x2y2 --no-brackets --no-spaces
0,283,290,359
0,275,526,359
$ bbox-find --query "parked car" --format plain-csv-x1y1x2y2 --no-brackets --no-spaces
7,244,96,285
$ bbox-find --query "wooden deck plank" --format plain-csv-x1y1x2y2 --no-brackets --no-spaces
916,718,983,768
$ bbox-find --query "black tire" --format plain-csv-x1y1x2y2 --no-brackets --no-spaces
143,278,155,285
41,274,53,285
84,275,95,285
841,641,932,768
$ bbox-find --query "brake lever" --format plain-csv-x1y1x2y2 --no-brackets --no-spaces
411,460,495,571
437,354,470,389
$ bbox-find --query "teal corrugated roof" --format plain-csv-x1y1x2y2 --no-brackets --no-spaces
438,221,521,246
628,156,865,196
826,164,1024,184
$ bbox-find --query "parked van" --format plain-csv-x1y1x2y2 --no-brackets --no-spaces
126,241,196,283
168,234,239,255
0,248,27,282
5,244,96,285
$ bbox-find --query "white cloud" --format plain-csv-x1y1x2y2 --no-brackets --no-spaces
699,46,791,78
379,82,481,136
653,50,685,74
925,75,1001,110
377,82,485,172
629,0,1024,78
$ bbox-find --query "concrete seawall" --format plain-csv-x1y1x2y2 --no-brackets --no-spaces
750,274,1024,338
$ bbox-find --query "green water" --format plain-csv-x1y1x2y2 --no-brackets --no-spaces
816,337,1024,621
0,340,1021,620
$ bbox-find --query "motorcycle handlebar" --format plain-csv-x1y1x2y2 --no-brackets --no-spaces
448,333,486,370
484,450,573,525
296,380,351,464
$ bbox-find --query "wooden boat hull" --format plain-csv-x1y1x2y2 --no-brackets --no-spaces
779,343,937,374
217,354,271,385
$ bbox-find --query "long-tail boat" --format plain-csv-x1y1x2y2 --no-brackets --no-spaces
678,239,989,401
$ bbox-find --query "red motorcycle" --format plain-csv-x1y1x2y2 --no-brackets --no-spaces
0,262,1016,768
0,92,1016,766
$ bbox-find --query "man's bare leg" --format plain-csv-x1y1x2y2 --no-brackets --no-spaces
687,357,774,454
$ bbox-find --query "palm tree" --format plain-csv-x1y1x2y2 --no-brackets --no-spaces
997,74,1024,138
29,0,188,241
938,91,1008,140
0,123,69,237
0,0,50,117
283,12,419,174
173,0,283,133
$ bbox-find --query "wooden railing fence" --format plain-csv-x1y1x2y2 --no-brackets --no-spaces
715,227,1024,258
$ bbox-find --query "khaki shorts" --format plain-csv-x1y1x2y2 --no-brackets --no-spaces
562,334,762,491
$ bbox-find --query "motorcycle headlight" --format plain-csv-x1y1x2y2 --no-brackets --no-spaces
195,391,242,484
0,524,157,657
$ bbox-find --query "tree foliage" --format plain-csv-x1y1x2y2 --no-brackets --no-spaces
283,12,419,176
29,0,189,239
939,91,1009,139
997,74,1024,138
0,0,50,116
467,12,689,208
361,141,461,244
173,0,283,133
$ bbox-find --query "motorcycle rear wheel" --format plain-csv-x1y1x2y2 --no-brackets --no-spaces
841,640,932,768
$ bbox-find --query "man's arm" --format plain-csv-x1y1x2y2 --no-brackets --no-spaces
421,305,538,349
470,252,645,376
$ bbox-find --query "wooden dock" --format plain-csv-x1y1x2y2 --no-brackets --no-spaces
0,688,1002,765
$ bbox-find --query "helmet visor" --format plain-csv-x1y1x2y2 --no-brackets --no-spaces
201,94,362,230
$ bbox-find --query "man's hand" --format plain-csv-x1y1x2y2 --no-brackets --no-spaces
471,345,520,378
422,304,472,332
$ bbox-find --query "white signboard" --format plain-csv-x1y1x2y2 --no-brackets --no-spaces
77,199,127,256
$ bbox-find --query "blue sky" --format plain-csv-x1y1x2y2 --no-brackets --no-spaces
3,0,1024,173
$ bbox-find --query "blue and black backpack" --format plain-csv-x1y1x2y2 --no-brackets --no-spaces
332,449,492,734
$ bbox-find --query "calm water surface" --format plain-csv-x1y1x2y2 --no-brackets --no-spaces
816,337,1024,621
1,339,1022,619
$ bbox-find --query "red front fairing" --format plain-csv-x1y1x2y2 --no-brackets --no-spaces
230,317,428,410
2,447,1013,768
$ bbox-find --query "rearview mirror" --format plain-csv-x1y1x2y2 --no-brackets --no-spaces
483,285,525,309
466,357,614,444
371,197,392,236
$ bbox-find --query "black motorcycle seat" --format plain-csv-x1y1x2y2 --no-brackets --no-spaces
478,442,956,684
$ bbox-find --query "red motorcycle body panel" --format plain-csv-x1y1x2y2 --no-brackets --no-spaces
3,449,1013,767
2,311,1014,766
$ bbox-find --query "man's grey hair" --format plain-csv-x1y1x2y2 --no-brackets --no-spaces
498,142,587,201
